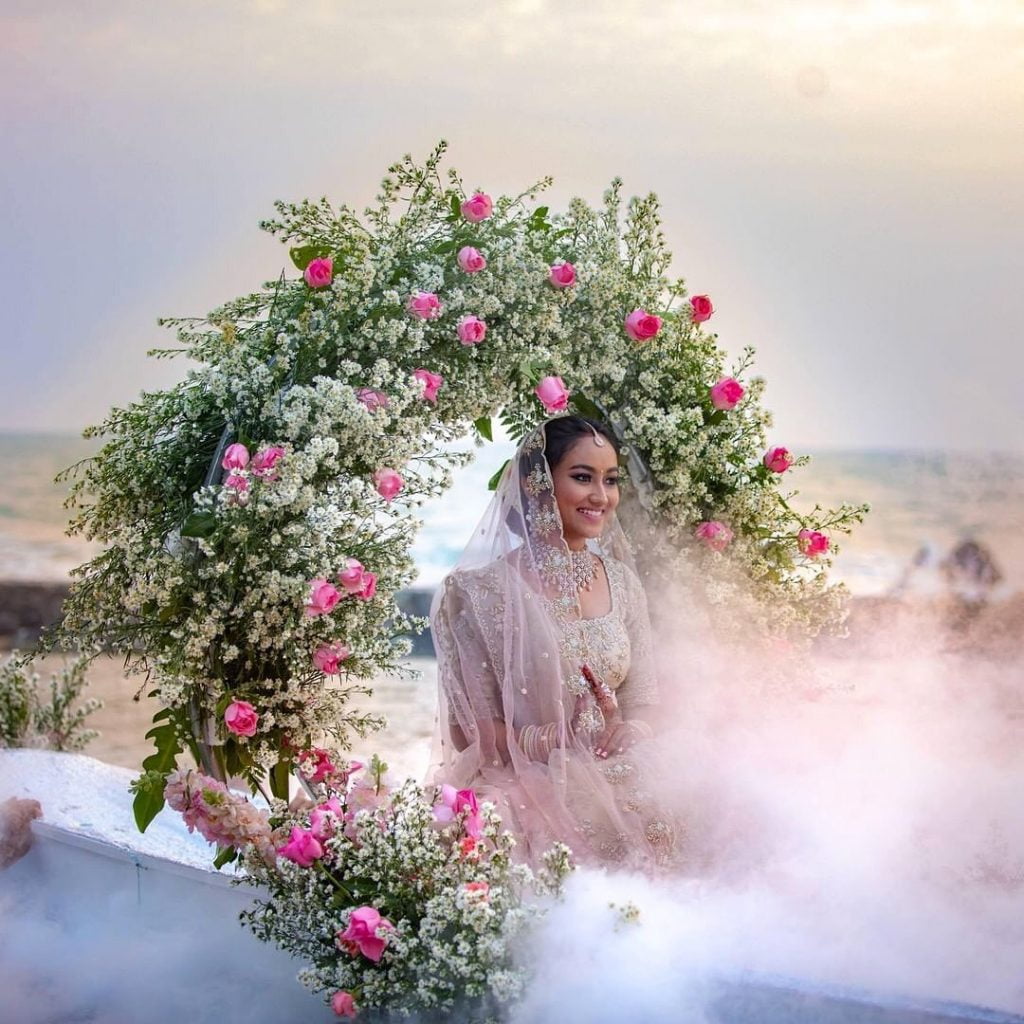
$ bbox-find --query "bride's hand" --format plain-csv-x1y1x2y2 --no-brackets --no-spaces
593,718,632,759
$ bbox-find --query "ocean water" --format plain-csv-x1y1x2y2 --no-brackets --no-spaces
2,432,1022,597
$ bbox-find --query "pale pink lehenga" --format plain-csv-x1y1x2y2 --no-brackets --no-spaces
430,423,680,870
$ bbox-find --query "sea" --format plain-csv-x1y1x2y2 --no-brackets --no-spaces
2,432,1023,599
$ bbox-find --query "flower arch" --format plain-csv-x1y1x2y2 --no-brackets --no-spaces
52,142,865,824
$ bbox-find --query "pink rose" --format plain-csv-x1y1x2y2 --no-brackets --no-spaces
695,521,734,553
456,246,487,273
223,473,249,496
356,572,377,601
763,446,794,474
251,445,285,480
690,294,714,323
313,642,351,675
464,880,490,899
548,262,577,288
407,291,442,320
303,257,333,289
305,579,341,617
373,467,404,502
278,826,323,868
624,308,663,342
356,388,390,412
460,192,493,223
535,375,570,414
710,377,745,411
798,529,830,558
337,906,395,962
221,443,250,471
331,991,357,1018
224,700,259,738
456,315,487,346
413,368,443,403
337,558,366,595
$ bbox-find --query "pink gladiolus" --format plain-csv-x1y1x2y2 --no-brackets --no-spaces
303,257,333,289
624,308,663,343
456,315,487,346
221,443,250,471
413,368,443,403
456,246,487,273
331,991,357,1018
406,291,442,320
336,906,395,962
695,521,734,553
373,467,404,502
798,529,830,558
763,446,794,474
313,643,351,675
337,558,365,594
460,192,493,222
224,700,259,737
535,375,570,414
306,579,341,617
690,294,714,323
356,388,390,412
548,261,577,288
710,377,745,411
278,826,323,867
251,445,285,480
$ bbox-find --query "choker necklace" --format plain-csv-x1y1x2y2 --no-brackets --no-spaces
569,548,597,592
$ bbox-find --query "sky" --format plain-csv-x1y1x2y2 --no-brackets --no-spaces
1,0,1021,451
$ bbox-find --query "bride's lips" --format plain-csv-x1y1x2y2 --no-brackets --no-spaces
576,507,605,521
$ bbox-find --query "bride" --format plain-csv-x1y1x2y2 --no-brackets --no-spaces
430,415,678,870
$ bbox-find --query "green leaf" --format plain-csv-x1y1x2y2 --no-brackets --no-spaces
487,459,511,491
269,760,291,800
213,846,239,870
180,511,217,539
473,416,493,442
289,244,332,271
432,239,458,255
132,779,166,833
570,394,602,421
450,193,462,218
142,722,183,773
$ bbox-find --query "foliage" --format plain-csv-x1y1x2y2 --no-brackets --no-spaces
0,652,102,752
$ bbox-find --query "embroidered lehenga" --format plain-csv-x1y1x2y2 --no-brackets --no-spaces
430,422,679,870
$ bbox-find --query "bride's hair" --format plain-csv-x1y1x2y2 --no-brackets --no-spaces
541,415,620,469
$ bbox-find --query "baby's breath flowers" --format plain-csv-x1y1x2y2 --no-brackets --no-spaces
233,755,573,1021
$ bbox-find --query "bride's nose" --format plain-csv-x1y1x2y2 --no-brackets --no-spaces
589,482,610,505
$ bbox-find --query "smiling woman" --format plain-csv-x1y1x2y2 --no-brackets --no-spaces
430,415,680,870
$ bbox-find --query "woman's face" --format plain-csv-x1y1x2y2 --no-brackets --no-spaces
549,434,621,549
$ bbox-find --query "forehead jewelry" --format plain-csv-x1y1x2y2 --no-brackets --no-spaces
589,426,606,447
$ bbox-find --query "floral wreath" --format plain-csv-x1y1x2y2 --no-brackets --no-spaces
51,141,865,827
